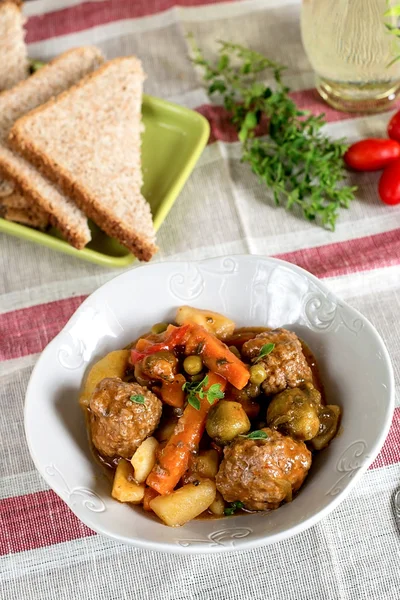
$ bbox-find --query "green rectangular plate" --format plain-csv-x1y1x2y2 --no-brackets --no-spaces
0,95,209,267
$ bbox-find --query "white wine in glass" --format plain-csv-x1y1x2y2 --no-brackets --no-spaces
301,0,400,112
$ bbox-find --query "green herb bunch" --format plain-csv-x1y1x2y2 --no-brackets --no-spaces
190,38,356,229
182,374,225,410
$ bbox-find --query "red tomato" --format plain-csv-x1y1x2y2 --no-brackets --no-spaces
378,159,400,205
387,110,400,142
344,138,400,171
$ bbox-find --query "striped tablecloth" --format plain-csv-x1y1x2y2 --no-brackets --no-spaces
1,1,400,598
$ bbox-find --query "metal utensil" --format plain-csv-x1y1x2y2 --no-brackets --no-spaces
393,488,400,534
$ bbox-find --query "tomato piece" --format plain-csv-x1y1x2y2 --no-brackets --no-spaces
344,138,400,171
130,324,190,364
378,159,400,205
388,111,400,142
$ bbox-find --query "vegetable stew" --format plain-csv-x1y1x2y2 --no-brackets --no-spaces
79,306,341,527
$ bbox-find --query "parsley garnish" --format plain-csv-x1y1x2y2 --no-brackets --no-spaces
254,343,275,363
241,430,268,440
182,375,225,410
129,394,145,404
224,501,244,516
189,38,356,229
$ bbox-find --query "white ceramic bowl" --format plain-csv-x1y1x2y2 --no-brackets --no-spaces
25,255,395,554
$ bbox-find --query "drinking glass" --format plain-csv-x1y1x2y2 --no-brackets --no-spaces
301,0,400,112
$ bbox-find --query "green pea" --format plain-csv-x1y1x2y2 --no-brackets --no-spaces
151,322,168,335
183,355,203,376
249,364,267,386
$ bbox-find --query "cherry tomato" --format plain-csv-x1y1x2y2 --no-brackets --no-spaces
378,159,400,205
344,138,400,171
387,110,400,142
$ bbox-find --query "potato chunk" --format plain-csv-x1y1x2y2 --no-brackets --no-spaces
79,350,130,409
130,437,159,483
149,479,216,527
176,306,235,339
112,459,145,504
195,449,220,479
209,491,225,516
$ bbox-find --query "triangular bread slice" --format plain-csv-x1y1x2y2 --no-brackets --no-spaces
0,190,49,229
0,194,49,229
0,1,28,91
8,57,157,261
0,46,104,248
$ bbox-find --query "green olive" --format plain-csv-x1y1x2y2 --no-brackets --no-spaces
229,345,241,359
206,400,250,444
246,382,261,399
310,405,341,450
183,355,203,376
249,364,267,385
151,322,169,335
267,386,321,441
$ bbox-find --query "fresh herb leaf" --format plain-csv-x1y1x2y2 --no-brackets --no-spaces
254,343,275,363
189,36,356,229
129,394,145,404
182,374,209,394
206,383,225,403
182,374,225,409
385,4,400,66
241,430,268,440
224,501,244,516
187,395,201,410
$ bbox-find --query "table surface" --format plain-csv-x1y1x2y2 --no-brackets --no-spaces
1,1,400,599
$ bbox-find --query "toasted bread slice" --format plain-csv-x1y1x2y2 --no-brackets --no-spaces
0,191,49,228
0,144,89,247
1,207,48,228
0,179,14,197
0,46,104,248
0,189,49,225
9,57,157,261
0,1,28,92
0,46,104,140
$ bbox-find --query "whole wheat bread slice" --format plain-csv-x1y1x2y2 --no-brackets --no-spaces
0,46,104,248
0,1,28,92
1,206,48,228
0,192,49,228
9,57,157,261
0,189,49,227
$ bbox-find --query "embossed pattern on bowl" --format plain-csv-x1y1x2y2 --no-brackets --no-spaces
24,256,395,554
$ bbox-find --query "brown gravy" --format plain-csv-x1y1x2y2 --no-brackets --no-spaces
85,332,326,521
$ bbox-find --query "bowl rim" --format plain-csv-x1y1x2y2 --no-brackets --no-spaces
24,254,396,554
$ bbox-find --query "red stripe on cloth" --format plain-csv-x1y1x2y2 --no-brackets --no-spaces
0,295,87,361
0,489,95,556
370,406,400,470
275,229,400,279
26,0,236,43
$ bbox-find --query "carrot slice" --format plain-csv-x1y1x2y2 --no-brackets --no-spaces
146,372,226,495
143,487,160,511
185,324,249,390
160,375,186,408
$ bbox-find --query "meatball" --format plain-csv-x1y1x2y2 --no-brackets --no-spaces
89,377,162,459
241,328,312,395
216,428,311,510
267,383,321,441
